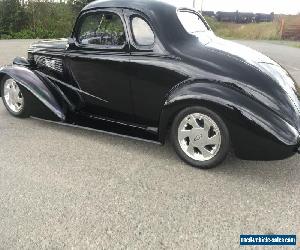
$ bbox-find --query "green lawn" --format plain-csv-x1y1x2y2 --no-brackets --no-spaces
204,17,300,48
205,17,281,40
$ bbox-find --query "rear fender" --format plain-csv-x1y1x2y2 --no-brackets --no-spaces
159,81,299,160
0,65,65,121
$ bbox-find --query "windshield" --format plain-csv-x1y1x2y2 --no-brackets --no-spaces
177,10,209,35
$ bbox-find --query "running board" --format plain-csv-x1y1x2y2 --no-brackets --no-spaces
83,113,158,134
31,116,162,145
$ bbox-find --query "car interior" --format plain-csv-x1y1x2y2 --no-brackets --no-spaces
79,12,126,46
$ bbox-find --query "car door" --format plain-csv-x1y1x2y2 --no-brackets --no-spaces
65,8,133,121
124,10,188,127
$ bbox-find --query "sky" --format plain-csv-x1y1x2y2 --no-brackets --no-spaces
165,0,300,15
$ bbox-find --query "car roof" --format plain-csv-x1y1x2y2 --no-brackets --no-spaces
81,0,201,48
83,0,176,13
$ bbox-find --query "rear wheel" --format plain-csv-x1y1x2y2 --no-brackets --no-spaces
1,76,29,118
171,106,230,169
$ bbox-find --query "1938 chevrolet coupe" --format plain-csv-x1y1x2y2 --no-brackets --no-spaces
1,0,300,168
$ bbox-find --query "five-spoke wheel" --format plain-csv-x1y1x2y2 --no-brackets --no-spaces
1,76,29,118
171,106,230,169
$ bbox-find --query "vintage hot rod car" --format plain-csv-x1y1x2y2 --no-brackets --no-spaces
1,0,300,168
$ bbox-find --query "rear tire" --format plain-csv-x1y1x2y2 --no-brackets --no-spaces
171,106,230,169
1,76,29,118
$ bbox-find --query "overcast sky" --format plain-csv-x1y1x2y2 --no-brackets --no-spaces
166,0,300,15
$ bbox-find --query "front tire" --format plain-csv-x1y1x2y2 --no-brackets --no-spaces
1,76,29,118
171,106,230,169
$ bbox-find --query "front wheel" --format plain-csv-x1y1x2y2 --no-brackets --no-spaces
1,76,29,118
171,106,230,169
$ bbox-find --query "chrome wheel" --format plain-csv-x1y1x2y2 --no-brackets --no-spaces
178,113,221,161
3,79,24,113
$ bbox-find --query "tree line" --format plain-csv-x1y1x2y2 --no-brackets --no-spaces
0,0,94,39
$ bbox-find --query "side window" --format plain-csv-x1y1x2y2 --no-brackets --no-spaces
131,17,155,46
78,12,126,47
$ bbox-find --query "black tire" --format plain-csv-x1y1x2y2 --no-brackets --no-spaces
171,106,230,169
1,76,30,118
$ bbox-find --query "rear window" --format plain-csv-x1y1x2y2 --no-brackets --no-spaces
177,10,209,34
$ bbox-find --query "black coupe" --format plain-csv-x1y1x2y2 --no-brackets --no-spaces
1,0,300,168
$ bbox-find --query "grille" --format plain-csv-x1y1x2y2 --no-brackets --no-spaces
34,55,63,73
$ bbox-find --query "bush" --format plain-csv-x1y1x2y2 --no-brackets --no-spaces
205,16,281,40
0,0,77,40
0,34,13,39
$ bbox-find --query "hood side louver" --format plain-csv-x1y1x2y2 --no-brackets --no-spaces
34,55,63,73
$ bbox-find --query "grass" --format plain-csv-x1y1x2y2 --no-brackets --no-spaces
205,17,281,40
294,43,300,48
204,16,300,48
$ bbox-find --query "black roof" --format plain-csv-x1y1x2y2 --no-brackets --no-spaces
81,0,203,48
83,0,176,13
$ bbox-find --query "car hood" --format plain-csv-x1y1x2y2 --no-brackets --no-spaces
29,39,68,52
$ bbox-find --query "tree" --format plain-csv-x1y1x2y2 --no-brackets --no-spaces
68,0,94,15
25,0,75,38
0,0,28,35
0,0,94,39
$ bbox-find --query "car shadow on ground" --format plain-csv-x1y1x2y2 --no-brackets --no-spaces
29,117,300,185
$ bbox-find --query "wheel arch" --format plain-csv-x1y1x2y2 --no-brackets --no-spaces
158,81,299,160
159,98,230,142
0,65,66,121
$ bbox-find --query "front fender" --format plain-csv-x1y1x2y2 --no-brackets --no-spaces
159,81,299,160
0,65,65,121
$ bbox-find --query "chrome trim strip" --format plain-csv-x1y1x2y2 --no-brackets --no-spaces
31,117,162,145
89,114,158,133
35,71,109,103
